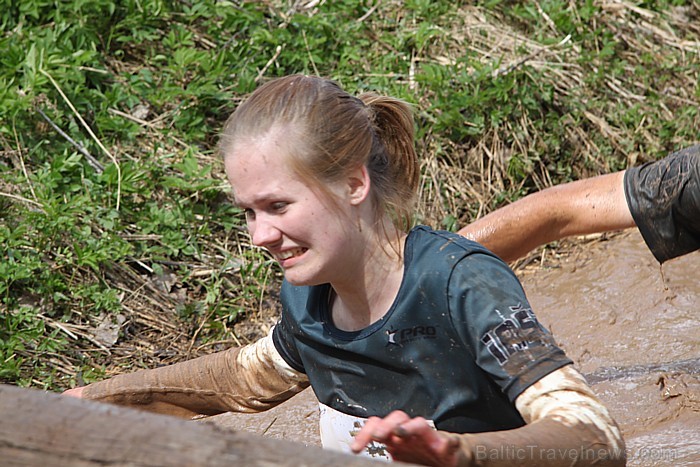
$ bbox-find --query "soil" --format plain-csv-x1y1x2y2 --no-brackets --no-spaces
205,230,699,466
517,230,699,467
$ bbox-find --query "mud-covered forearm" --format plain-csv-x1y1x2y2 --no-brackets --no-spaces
451,365,625,466
82,331,309,418
451,417,624,466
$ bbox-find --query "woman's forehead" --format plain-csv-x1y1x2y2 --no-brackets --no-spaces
226,151,303,201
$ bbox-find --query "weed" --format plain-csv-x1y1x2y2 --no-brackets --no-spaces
0,0,697,389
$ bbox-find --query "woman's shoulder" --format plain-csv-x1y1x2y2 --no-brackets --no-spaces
408,225,497,258
280,281,330,315
406,225,515,277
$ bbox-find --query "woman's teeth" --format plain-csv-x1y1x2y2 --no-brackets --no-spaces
278,248,305,260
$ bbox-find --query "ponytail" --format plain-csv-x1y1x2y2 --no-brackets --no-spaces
360,93,419,232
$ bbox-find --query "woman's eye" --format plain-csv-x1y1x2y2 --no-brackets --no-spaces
270,202,288,212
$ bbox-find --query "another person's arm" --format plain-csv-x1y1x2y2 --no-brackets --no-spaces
63,330,309,418
458,171,634,262
351,365,625,466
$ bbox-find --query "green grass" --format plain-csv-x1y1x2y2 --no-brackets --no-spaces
1,0,698,389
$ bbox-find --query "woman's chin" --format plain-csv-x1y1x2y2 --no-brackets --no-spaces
283,270,324,287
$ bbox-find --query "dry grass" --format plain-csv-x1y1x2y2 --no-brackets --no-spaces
416,2,699,229
9,2,697,388
105,2,699,380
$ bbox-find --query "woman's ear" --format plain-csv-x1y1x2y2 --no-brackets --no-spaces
347,165,371,206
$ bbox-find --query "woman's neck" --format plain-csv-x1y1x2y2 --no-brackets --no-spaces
329,228,407,332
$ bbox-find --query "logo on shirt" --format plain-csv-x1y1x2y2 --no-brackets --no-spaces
480,303,554,366
386,325,437,347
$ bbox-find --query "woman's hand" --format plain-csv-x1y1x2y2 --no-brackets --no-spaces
62,386,86,398
350,410,464,466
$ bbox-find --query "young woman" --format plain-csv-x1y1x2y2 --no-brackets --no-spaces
65,75,625,466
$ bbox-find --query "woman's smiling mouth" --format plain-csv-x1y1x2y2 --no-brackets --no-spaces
276,247,307,262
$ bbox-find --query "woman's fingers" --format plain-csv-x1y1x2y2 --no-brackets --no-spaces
350,410,410,453
351,412,460,467
62,386,85,398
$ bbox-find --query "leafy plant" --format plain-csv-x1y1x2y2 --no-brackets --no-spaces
1,0,697,390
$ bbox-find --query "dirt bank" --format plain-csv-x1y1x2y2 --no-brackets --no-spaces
207,230,699,466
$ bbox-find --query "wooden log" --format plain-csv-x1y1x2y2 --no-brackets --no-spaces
0,384,396,466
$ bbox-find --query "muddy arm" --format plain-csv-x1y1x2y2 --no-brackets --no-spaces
450,365,626,466
352,365,625,466
68,330,310,419
458,171,634,262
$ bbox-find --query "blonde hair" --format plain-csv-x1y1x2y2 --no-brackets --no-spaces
219,74,419,232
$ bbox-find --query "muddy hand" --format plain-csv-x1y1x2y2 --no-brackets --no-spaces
62,386,86,398
350,410,461,466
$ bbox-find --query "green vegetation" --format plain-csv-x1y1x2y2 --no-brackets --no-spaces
1,0,698,390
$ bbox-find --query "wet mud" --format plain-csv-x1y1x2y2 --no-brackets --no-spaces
207,230,699,466
519,230,699,466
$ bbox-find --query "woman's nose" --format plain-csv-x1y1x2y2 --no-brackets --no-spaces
250,217,282,247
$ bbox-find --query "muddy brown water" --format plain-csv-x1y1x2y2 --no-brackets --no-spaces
206,230,699,466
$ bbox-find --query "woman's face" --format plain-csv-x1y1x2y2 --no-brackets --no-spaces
224,130,359,286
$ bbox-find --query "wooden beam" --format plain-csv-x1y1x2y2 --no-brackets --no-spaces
0,384,391,466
